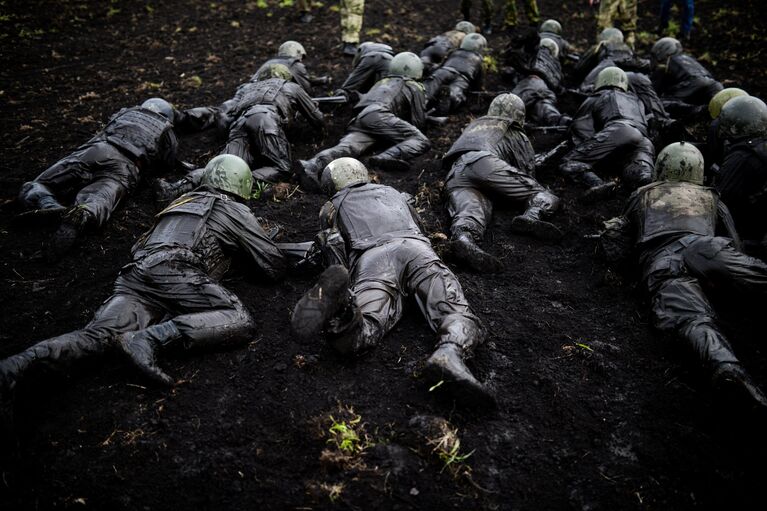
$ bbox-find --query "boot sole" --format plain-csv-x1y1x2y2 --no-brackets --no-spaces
291,265,350,340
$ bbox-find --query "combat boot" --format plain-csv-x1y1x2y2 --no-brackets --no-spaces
712,362,767,413
291,265,352,340
451,232,503,273
511,192,562,241
154,177,194,203
424,343,495,408
369,154,411,173
117,322,181,386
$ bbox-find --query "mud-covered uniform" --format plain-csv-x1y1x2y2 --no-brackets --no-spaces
302,75,430,182
340,43,393,95
577,41,650,92
444,115,558,241
424,48,484,113
420,30,467,73
0,187,286,390
715,137,767,248
561,87,655,190
652,53,723,112
603,180,767,374
511,45,568,126
315,182,484,355
19,106,178,229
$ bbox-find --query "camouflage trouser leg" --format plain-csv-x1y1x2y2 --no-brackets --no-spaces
461,0,494,24
340,0,365,44
597,0,637,46
504,0,540,27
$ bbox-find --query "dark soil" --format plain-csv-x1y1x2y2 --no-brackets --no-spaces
1,0,766,509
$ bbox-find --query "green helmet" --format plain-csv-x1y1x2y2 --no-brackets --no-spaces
455,21,477,34
599,27,623,44
540,19,562,35
141,98,174,120
461,33,487,52
539,37,559,59
389,52,424,80
718,96,767,140
323,157,369,193
595,66,629,92
708,88,748,119
202,154,252,199
655,142,705,185
488,93,525,126
255,63,293,81
651,37,682,64
278,40,307,60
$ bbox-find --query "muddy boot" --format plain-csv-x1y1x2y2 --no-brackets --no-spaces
117,322,180,386
154,177,194,203
369,155,411,173
580,171,617,204
424,343,495,408
451,232,503,273
293,159,321,192
712,362,767,413
511,191,562,241
291,265,352,340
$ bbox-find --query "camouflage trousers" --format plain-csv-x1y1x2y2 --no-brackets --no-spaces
340,0,365,43
597,0,637,47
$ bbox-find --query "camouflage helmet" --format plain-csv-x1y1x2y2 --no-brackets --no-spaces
598,27,624,44
651,37,683,64
141,98,174,120
595,66,629,92
455,21,477,34
540,19,562,35
461,33,487,52
354,42,394,67
655,142,705,185
539,37,559,59
718,96,767,140
202,154,253,199
255,63,293,81
278,40,307,60
708,87,748,119
389,52,424,80
488,93,526,126
322,157,370,193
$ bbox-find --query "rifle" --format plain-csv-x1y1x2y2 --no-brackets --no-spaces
312,95,349,104
534,139,570,167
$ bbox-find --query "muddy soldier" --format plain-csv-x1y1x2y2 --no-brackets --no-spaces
592,0,637,48
561,66,654,202
340,0,365,56
420,21,477,74
18,98,181,256
424,33,487,115
291,158,495,406
253,41,330,93
600,143,767,412
0,155,287,393
297,52,430,187
155,64,324,198
714,96,767,255
444,93,562,273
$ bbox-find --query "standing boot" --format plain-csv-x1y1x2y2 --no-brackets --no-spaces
511,191,563,241
424,341,495,408
117,321,181,386
291,265,352,340
451,230,503,273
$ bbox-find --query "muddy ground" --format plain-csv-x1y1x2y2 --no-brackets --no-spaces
1,0,766,509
